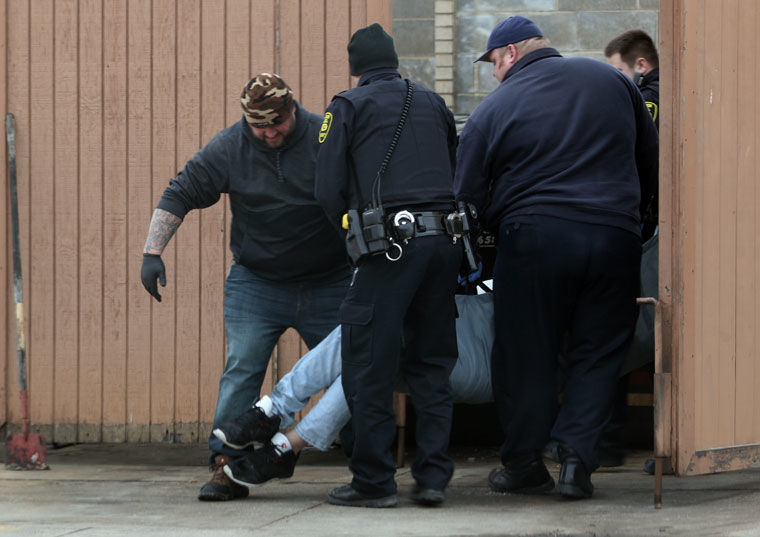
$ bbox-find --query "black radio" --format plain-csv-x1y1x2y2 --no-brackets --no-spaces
345,208,391,264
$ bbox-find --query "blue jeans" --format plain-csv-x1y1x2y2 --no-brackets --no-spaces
208,263,349,460
266,293,495,452
270,327,349,450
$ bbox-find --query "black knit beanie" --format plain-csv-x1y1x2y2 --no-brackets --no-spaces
348,23,399,76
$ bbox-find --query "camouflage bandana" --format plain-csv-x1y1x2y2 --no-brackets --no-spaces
240,73,294,127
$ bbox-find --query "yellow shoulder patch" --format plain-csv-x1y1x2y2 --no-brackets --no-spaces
319,112,333,143
646,101,658,123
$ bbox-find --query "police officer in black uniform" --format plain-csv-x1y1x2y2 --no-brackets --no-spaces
604,29,662,473
605,29,660,242
548,28,662,471
315,23,462,508
605,30,660,130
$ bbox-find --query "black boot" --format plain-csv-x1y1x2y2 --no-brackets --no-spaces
556,444,594,499
197,455,250,501
327,484,399,508
488,451,555,494
410,485,445,506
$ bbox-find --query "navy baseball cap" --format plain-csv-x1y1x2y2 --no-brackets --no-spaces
473,16,543,63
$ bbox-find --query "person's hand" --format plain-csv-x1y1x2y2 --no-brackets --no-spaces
458,261,483,286
141,253,166,302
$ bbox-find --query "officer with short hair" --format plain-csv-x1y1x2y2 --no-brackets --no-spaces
605,28,662,472
605,29,660,243
605,29,660,130
315,23,462,508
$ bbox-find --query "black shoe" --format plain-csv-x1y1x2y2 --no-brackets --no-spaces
223,442,298,487
198,455,250,501
327,484,399,508
556,444,593,499
213,405,281,450
488,451,555,494
410,485,445,506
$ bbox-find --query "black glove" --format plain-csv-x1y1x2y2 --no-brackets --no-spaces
141,253,166,302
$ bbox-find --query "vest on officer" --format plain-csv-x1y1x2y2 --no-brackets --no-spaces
337,69,456,212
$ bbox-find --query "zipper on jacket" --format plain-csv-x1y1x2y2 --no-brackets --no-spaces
275,150,284,182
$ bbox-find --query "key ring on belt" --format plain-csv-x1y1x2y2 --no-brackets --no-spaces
385,241,403,261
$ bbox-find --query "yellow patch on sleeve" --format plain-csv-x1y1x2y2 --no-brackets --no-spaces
646,101,658,123
319,112,333,143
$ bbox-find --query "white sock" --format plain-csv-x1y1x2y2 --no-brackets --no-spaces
270,432,292,454
255,395,274,417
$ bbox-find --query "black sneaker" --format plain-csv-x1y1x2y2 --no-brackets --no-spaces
213,405,281,450
223,442,298,486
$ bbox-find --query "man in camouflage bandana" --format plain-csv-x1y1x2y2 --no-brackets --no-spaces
241,73,292,122
140,73,350,502
241,73,297,147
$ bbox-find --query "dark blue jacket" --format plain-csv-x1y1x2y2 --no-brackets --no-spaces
639,67,659,130
157,103,349,283
315,69,457,227
454,48,659,236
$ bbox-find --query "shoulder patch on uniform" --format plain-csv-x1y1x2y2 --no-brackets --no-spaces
646,101,658,123
319,112,333,144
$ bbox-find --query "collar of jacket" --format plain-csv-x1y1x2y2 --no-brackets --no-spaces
358,68,402,86
242,100,310,152
502,47,562,83
642,67,659,85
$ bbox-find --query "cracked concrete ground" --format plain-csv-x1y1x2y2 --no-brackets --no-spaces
1,443,760,536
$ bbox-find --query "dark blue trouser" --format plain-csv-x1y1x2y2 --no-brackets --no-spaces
340,235,462,496
492,215,641,473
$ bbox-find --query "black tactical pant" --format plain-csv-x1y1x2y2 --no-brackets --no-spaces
340,234,462,497
492,215,641,473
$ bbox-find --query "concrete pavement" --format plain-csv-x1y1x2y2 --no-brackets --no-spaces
1,442,760,536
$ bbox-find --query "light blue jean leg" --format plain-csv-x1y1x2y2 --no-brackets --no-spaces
266,294,496,452
269,326,351,451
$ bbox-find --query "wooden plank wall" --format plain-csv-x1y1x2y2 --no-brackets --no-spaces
0,0,7,433
659,0,686,474
1,0,391,444
666,0,760,474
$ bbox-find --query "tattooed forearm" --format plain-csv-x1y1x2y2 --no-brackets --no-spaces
143,208,183,254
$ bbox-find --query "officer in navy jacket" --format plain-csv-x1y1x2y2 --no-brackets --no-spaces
455,17,658,500
140,73,350,502
315,24,461,508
